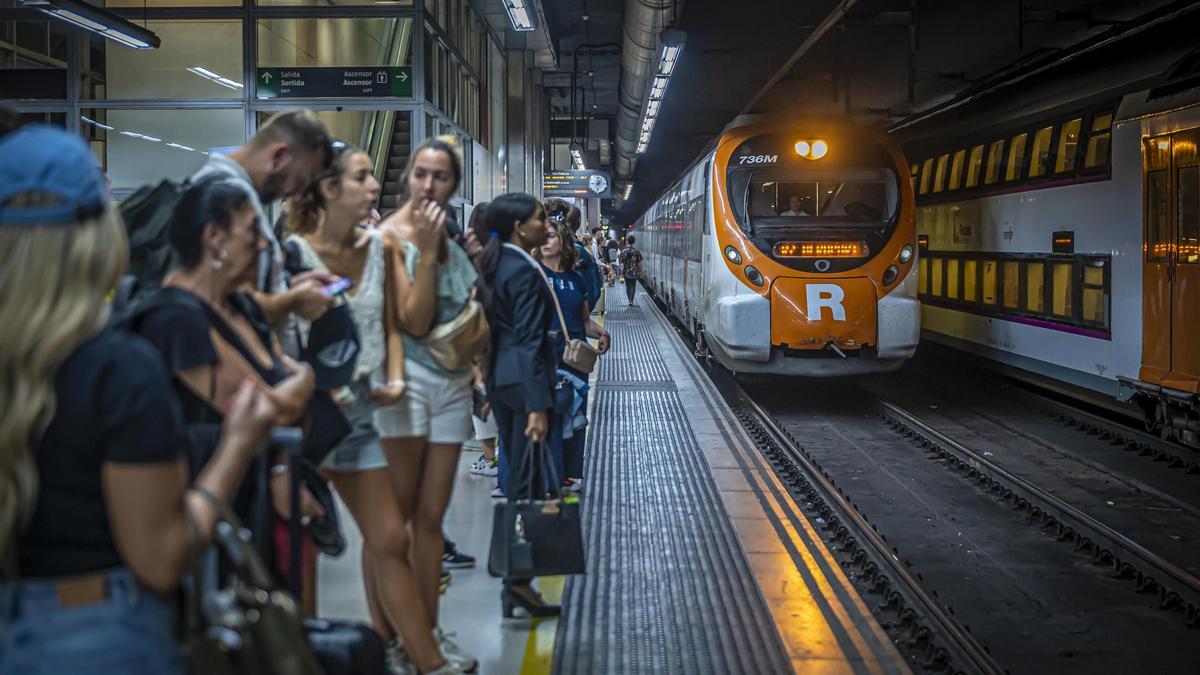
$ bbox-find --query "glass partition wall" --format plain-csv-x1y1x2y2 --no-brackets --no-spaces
0,0,504,207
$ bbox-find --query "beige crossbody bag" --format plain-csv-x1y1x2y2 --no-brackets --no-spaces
533,263,599,374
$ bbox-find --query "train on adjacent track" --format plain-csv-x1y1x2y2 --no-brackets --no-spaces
892,3,1200,445
634,116,920,376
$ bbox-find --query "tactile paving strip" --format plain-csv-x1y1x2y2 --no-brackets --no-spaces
553,296,793,674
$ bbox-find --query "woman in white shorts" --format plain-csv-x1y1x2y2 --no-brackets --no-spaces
376,137,480,674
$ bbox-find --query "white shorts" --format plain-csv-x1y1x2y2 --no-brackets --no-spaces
472,411,498,441
373,360,473,444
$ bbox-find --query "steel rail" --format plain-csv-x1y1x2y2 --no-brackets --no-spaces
878,399,1200,626
733,385,1006,675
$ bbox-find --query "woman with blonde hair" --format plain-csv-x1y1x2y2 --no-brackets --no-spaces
0,128,278,674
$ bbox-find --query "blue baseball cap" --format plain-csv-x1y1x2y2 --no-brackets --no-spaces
0,125,108,227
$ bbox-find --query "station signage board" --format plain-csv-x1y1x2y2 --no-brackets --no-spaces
256,66,413,99
544,170,612,199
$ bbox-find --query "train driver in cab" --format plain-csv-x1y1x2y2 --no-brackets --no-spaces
780,193,806,216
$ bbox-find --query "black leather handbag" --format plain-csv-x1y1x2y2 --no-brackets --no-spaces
488,441,586,578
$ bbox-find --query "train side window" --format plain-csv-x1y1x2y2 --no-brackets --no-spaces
932,154,949,193
965,145,985,187
984,140,1005,184
1055,118,1082,173
1178,165,1199,263
919,257,929,294
982,260,998,304
1082,263,1106,324
1051,262,1073,317
1026,261,1045,313
1083,113,1113,169
949,149,966,190
910,163,919,190
1028,125,1054,178
931,258,944,296
1006,133,1028,181
1002,261,1020,308
1146,169,1170,262
963,259,978,302
919,158,933,194
946,258,960,299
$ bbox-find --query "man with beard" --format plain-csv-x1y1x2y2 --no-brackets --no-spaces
192,109,336,324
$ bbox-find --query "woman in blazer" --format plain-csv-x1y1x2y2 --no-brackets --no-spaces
477,193,559,617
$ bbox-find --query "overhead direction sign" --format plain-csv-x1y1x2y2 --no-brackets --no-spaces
544,169,612,199
257,66,412,99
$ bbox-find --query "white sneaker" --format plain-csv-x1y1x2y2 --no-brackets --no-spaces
385,640,417,675
490,486,506,499
434,627,478,672
468,455,499,477
424,663,465,675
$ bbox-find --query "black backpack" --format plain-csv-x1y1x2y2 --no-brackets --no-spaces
119,178,189,296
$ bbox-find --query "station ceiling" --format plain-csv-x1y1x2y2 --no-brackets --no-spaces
538,0,1182,225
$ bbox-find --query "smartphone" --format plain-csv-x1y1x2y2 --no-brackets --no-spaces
323,277,354,298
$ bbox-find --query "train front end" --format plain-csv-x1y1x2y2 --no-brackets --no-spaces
706,119,920,376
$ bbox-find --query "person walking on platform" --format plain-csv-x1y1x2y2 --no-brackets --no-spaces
477,193,561,617
0,126,280,675
375,137,482,675
535,215,610,488
619,235,645,305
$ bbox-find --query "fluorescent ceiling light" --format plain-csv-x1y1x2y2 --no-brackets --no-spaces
503,0,535,32
187,66,243,90
19,0,160,49
167,142,196,151
623,184,633,200
649,76,668,100
658,45,681,76
80,115,114,130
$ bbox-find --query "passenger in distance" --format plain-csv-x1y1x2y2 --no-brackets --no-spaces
0,126,280,675
478,193,560,617
375,137,482,675
618,235,645,305
780,193,805,216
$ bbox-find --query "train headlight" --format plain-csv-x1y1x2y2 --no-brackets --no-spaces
794,139,828,160
745,265,764,287
899,244,913,264
724,246,742,264
883,265,899,286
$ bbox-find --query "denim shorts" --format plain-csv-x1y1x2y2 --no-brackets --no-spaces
0,567,183,675
322,378,388,472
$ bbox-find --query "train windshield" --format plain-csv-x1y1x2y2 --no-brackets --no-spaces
738,169,898,231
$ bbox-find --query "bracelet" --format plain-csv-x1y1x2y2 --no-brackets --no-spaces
270,464,288,477
386,379,406,388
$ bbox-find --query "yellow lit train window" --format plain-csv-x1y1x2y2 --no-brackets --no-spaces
1055,118,1082,173
946,258,960,299
1146,170,1170,262
982,261,998,304
1028,125,1054,178
963,260,978,302
931,258,943,296
919,158,933,194
1006,133,1028,181
985,140,1005,184
1178,166,1199,263
1083,113,1113,169
919,257,929,294
965,145,985,187
1052,263,1073,316
948,149,966,190
933,154,949,193
910,164,919,190
1003,261,1020,308
1082,264,1105,324
1026,262,1045,312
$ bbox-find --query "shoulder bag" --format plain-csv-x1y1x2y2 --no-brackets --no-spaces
487,440,585,578
532,264,599,374
382,228,490,372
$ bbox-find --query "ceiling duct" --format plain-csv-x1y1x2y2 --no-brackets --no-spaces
614,0,677,182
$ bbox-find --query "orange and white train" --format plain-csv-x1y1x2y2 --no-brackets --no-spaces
635,116,920,376
893,4,1200,444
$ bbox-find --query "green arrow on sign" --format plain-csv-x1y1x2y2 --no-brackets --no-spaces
256,68,280,99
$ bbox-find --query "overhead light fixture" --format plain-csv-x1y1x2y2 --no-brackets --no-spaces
636,30,686,155
623,184,633,200
19,0,160,49
80,115,113,131
187,66,243,91
503,0,535,32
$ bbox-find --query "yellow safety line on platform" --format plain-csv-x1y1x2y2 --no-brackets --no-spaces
519,576,564,674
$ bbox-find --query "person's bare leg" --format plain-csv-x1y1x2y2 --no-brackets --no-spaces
332,470,395,639
337,458,444,672
411,443,462,625
481,437,497,462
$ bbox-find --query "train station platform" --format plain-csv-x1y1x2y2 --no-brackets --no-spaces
317,283,909,675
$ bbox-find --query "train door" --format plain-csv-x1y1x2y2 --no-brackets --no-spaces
1140,130,1200,393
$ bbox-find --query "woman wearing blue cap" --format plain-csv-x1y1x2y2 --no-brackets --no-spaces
0,126,279,674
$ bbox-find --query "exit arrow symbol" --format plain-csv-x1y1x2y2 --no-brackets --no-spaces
398,70,409,82
261,71,273,83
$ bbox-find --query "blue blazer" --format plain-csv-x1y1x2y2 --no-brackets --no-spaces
486,244,557,412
